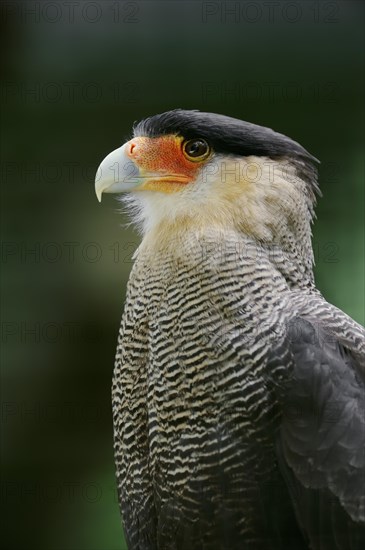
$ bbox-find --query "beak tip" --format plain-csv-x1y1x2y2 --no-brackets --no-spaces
95,187,102,202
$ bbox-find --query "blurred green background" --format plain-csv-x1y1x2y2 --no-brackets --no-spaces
1,1,364,549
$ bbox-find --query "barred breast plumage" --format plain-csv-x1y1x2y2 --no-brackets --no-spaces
112,227,365,550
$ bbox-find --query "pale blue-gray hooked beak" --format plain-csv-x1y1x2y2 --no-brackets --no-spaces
95,143,141,202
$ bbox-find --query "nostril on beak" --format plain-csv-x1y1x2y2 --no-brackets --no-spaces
129,142,137,156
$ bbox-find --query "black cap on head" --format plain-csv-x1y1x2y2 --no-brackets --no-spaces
134,109,319,198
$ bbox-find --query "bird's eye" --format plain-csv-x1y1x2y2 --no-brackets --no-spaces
182,139,211,161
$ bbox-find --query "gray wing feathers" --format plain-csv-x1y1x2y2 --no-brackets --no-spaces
276,316,365,548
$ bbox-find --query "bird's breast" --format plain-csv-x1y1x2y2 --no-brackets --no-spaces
128,232,289,469
113,230,299,546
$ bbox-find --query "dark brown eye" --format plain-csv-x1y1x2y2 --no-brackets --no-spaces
182,139,210,161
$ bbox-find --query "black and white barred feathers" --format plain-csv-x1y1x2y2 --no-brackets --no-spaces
100,110,365,550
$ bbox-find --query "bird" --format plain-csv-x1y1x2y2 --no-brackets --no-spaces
95,109,365,550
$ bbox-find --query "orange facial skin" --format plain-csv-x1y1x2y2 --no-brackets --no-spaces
125,135,207,193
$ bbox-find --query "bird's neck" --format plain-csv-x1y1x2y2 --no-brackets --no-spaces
127,157,316,290
136,220,315,291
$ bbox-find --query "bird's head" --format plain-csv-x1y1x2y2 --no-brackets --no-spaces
95,109,319,258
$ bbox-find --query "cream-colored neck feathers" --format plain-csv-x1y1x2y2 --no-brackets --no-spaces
122,155,316,285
